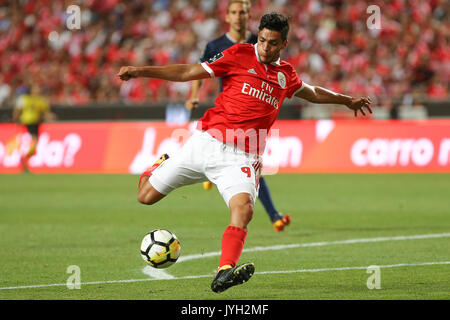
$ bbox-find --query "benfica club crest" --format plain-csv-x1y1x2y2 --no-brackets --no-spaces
277,72,286,89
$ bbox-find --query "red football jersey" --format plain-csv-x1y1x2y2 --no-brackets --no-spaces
198,43,304,154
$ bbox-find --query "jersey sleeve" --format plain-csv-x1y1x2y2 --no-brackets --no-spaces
200,45,238,79
199,42,214,63
286,68,304,98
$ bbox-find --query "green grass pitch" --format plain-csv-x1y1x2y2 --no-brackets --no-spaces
0,173,449,300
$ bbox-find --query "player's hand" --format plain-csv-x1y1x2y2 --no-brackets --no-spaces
185,98,199,110
117,66,138,81
347,96,373,117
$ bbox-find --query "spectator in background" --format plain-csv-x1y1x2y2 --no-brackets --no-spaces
427,75,448,100
412,55,435,88
0,74,12,107
0,0,448,110
166,82,191,125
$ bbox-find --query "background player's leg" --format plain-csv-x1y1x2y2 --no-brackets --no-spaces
203,181,213,190
26,133,38,158
258,176,280,221
258,176,291,232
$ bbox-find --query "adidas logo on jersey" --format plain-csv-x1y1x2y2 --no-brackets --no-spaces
247,68,257,75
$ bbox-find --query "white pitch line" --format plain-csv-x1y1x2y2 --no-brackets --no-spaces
1,261,449,291
256,261,450,275
142,232,450,279
173,232,450,264
1,233,449,291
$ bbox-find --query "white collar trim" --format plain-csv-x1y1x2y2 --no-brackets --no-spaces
226,31,252,44
225,33,237,44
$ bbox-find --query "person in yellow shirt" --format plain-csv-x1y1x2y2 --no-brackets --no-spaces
12,83,56,164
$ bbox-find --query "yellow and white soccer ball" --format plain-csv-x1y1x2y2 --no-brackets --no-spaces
140,229,181,268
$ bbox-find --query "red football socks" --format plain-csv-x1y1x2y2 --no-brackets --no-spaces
219,225,247,268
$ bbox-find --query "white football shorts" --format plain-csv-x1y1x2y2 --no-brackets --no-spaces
149,130,262,207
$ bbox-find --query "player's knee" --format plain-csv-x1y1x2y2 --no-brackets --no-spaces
137,188,164,205
137,192,155,205
137,179,166,205
240,201,254,221
230,195,254,227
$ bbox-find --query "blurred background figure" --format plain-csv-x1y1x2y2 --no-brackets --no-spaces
12,83,56,169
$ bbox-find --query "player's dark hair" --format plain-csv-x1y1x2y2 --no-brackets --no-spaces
258,12,289,41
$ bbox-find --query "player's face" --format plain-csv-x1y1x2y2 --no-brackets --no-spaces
257,28,287,64
225,3,250,32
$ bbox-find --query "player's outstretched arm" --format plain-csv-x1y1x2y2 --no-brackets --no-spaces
295,83,372,117
117,64,210,83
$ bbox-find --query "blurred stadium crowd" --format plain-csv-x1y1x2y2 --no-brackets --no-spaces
0,0,448,114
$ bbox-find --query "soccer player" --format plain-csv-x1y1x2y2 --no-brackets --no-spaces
186,0,291,233
118,13,372,293
12,83,56,170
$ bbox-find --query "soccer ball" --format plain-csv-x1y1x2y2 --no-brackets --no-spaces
140,229,181,268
